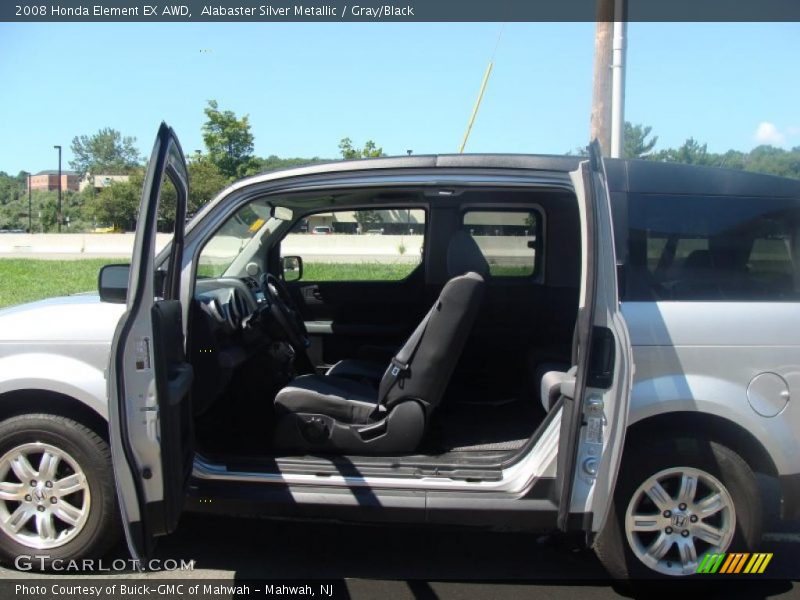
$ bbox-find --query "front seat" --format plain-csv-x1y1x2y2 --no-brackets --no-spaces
272,230,489,454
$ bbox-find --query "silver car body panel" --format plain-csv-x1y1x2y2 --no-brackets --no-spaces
0,295,125,419
622,301,800,476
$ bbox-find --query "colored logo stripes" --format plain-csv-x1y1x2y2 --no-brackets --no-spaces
696,553,773,574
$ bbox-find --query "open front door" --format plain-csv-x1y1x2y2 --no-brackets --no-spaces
556,142,633,538
108,123,192,561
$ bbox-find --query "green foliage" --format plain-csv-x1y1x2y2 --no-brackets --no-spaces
653,137,713,166
568,122,800,180
187,154,232,213
202,100,256,178
252,155,324,174
338,138,384,159
355,210,384,230
69,127,141,179
0,172,27,230
624,123,659,158
84,171,143,231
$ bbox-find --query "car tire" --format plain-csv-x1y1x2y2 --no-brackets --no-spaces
594,436,762,580
0,414,120,570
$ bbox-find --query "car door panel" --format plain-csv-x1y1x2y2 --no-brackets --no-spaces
556,143,633,536
108,123,192,561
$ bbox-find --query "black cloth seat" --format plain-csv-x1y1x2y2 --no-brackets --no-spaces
325,359,385,387
273,230,489,454
274,374,379,423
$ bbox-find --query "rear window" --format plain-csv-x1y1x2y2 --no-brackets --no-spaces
625,194,800,301
462,210,540,277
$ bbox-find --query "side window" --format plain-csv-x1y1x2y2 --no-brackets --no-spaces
282,208,426,281
626,193,800,301
462,210,540,277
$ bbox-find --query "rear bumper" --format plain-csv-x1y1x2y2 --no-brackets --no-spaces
779,473,800,520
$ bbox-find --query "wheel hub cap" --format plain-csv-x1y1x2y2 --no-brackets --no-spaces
0,442,91,550
624,466,736,576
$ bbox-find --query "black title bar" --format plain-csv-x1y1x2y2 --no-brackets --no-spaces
4,0,800,22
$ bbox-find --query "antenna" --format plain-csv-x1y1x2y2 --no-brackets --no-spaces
458,25,504,154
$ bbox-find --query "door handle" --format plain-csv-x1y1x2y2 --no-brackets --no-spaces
301,285,323,304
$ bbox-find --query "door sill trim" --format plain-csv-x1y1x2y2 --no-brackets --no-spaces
192,406,562,494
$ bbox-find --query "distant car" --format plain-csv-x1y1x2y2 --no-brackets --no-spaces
365,228,384,235
311,225,332,234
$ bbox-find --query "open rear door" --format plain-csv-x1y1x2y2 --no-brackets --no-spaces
108,123,193,560
556,141,633,538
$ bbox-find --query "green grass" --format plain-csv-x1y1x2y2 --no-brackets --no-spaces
488,264,534,277
302,262,417,281
0,259,417,309
0,259,124,309
0,259,535,310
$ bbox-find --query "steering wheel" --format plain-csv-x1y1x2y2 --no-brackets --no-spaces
260,273,309,350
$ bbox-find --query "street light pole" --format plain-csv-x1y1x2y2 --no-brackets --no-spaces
54,145,62,232
24,172,32,233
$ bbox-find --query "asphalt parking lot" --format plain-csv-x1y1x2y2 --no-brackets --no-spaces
3,512,799,599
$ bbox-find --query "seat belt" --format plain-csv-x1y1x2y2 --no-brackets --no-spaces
376,304,435,408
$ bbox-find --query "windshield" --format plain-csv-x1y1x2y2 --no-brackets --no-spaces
197,199,281,278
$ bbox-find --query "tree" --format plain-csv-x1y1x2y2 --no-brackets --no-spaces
0,172,23,206
187,153,231,214
253,155,323,174
84,171,143,231
69,128,141,179
623,122,659,158
654,137,713,166
338,138,384,159
202,100,256,178
355,210,384,232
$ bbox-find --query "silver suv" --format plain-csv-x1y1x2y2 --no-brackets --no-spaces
0,124,797,578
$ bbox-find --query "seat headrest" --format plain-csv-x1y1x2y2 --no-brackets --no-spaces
446,230,490,279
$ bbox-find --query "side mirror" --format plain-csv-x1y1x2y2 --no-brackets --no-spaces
281,256,303,282
98,264,130,303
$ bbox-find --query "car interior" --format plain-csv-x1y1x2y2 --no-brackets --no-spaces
187,185,581,473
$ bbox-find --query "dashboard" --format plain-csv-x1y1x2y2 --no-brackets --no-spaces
194,277,263,334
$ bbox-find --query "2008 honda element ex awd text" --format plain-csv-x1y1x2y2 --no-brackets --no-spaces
0,124,798,578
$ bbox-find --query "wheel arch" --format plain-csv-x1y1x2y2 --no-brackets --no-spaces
0,389,109,443
624,411,778,479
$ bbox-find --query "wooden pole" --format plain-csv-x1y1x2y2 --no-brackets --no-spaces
590,0,614,156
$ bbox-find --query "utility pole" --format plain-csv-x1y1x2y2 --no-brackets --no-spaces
54,145,62,232
590,0,614,156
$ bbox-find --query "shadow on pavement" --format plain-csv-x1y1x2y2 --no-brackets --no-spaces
150,514,796,599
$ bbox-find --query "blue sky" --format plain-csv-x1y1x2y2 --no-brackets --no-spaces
0,22,798,174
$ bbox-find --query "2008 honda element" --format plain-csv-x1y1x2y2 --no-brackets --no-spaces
0,124,797,578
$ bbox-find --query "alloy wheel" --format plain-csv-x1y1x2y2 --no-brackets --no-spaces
624,466,735,576
0,442,91,550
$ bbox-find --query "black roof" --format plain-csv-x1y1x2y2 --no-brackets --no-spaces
615,159,800,198
249,153,800,199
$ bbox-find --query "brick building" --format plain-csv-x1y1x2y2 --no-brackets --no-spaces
28,170,79,193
